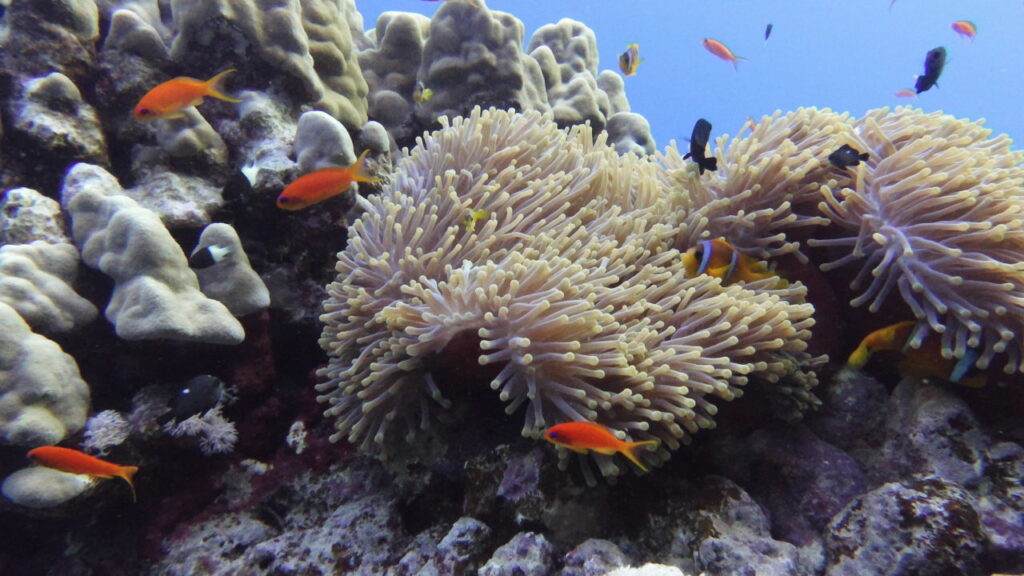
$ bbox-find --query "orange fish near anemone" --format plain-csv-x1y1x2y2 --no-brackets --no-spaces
544,422,658,472
951,20,977,41
277,150,380,211
133,69,241,121
847,321,986,388
701,38,746,70
28,446,139,502
681,238,782,286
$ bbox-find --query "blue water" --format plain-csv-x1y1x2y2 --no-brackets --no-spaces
361,0,1024,147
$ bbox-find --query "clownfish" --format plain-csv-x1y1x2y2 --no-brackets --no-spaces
619,43,641,76
951,20,976,41
28,446,139,502
544,422,658,472
847,321,986,388
701,38,746,70
277,150,380,211
133,69,241,121
462,208,489,232
682,238,781,285
413,82,433,105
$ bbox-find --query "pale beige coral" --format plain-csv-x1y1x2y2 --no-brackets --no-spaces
317,107,820,473
811,107,1024,375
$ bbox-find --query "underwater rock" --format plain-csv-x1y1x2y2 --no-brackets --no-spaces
606,112,655,157
672,476,822,576
0,301,90,447
864,378,989,488
745,424,869,546
191,223,270,316
807,368,888,454
598,70,629,115
561,539,630,576
605,566,687,576
1,466,93,509
219,91,298,198
6,71,108,169
479,532,555,576
0,241,98,334
62,163,244,344
404,516,494,575
0,0,99,78
824,477,985,576
150,511,277,575
975,442,1024,568
0,187,69,245
294,110,355,173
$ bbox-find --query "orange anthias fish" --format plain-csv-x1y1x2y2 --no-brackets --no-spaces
681,238,782,286
28,446,139,502
951,20,977,41
619,43,641,76
544,422,658,472
277,150,380,211
133,69,241,121
701,38,746,70
847,321,986,388
894,89,917,98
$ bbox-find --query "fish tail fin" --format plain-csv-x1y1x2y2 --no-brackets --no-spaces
351,150,381,184
205,69,242,103
858,152,869,161
119,466,139,503
847,344,870,370
622,440,658,473
732,56,747,71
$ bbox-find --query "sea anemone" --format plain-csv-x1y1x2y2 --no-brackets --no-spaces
811,107,1024,374
316,107,820,473
659,107,853,261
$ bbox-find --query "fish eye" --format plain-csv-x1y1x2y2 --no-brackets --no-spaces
549,431,559,438
137,107,152,117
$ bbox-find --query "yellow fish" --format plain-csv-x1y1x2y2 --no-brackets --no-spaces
682,238,781,285
462,209,489,233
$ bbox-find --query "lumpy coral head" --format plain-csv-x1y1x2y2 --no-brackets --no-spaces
811,107,1024,376
316,107,821,475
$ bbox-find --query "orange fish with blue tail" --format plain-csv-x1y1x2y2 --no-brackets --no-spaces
133,69,241,121
277,150,380,211
544,422,658,472
28,446,139,502
847,321,986,388
682,238,783,286
701,38,746,70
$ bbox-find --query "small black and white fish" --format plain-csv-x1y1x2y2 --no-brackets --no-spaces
683,118,718,175
828,144,869,170
915,46,946,94
158,375,229,425
189,244,232,269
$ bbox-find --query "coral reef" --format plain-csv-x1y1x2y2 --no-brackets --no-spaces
0,241,97,333
0,301,89,447
62,163,244,344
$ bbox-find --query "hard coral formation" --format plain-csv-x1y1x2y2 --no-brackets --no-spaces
169,0,369,130
0,241,98,334
0,301,90,447
62,163,245,344
318,107,820,474
812,107,1024,376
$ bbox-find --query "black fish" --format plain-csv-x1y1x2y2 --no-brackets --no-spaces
828,144,869,170
158,375,228,425
764,23,773,42
189,244,231,269
914,46,946,94
683,118,718,175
